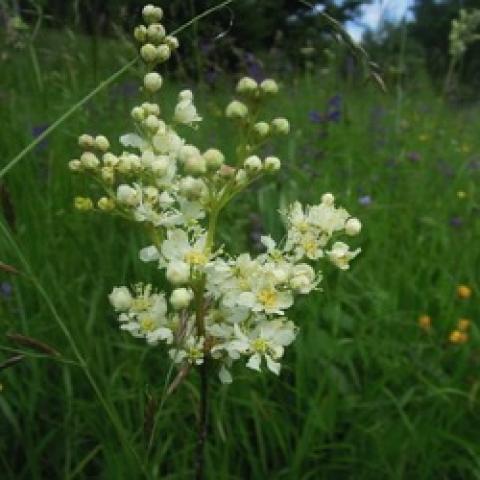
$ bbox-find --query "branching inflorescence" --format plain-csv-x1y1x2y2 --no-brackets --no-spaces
69,4,362,385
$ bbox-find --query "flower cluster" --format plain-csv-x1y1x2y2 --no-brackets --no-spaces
69,4,362,384
449,9,480,60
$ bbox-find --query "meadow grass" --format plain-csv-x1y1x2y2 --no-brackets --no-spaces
1,26,480,479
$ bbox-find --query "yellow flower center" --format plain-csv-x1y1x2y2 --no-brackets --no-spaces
252,338,268,353
184,250,207,265
302,238,318,256
140,316,156,332
258,288,278,309
295,220,309,233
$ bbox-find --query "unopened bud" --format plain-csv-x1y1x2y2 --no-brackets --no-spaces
147,23,165,43
94,135,110,152
78,134,94,149
253,122,270,137
134,25,148,43
345,218,362,236
140,43,158,63
156,44,171,63
260,78,279,94
244,155,263,173
236,76,258,94
143,5,163,24
264,156,281,171
271,118,290,134
225,100,248,118
203,148,224,170
144,72,163,93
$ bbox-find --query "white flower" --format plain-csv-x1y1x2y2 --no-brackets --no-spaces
161,229,209,269
109,287,132,311
169,335,204,365
174,90,202,125
237,280,293,316
232,319,296,374
327,242,361,270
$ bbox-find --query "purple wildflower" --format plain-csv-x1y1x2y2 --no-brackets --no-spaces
0,281,12,298
449,216,463,228
358,195,372,206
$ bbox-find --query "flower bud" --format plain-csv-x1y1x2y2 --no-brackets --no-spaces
109,286,132,311
144,72,163,92
74,196,93,211
264,156,281,172
103,152,119,167
203,148,224,170
142,102,160,116
144,114,161,132
260,79,279,94
166,261,190,284
236,76,258,94
98,197,115,211
147,23,165,43
164,35,179,50
253,121,270,137
116,184,140,206
179,176,204,199
218,165,236,178
131,106,145,122
156,44,171,63
225,100,248,119
101,166,114,183
143,4,163,24
345,218,362,236
271,117,290,134
321,193,335,206
134,25,148,43
68,159,82,171
290,264,315,294
170,287,194,310
140,43,158,63
94,135,110,152
184,155,207,176
144,186,159,201
179,145,201,163
78,134,94,149
80,152,100,169
244,155,262,173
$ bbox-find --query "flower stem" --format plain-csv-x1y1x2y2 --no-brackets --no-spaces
195,358,209,480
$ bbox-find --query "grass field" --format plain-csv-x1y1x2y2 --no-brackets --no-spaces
1,22,480,480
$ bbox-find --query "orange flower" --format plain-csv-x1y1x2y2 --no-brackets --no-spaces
457,285,472,299
449,330,468,344
418,314,432,331
458,318,471,332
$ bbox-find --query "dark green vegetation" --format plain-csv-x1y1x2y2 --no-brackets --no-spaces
1,8,480,480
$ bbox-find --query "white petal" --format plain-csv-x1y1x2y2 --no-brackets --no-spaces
246,353,262,371
119,133,148,150
265,354,281,375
